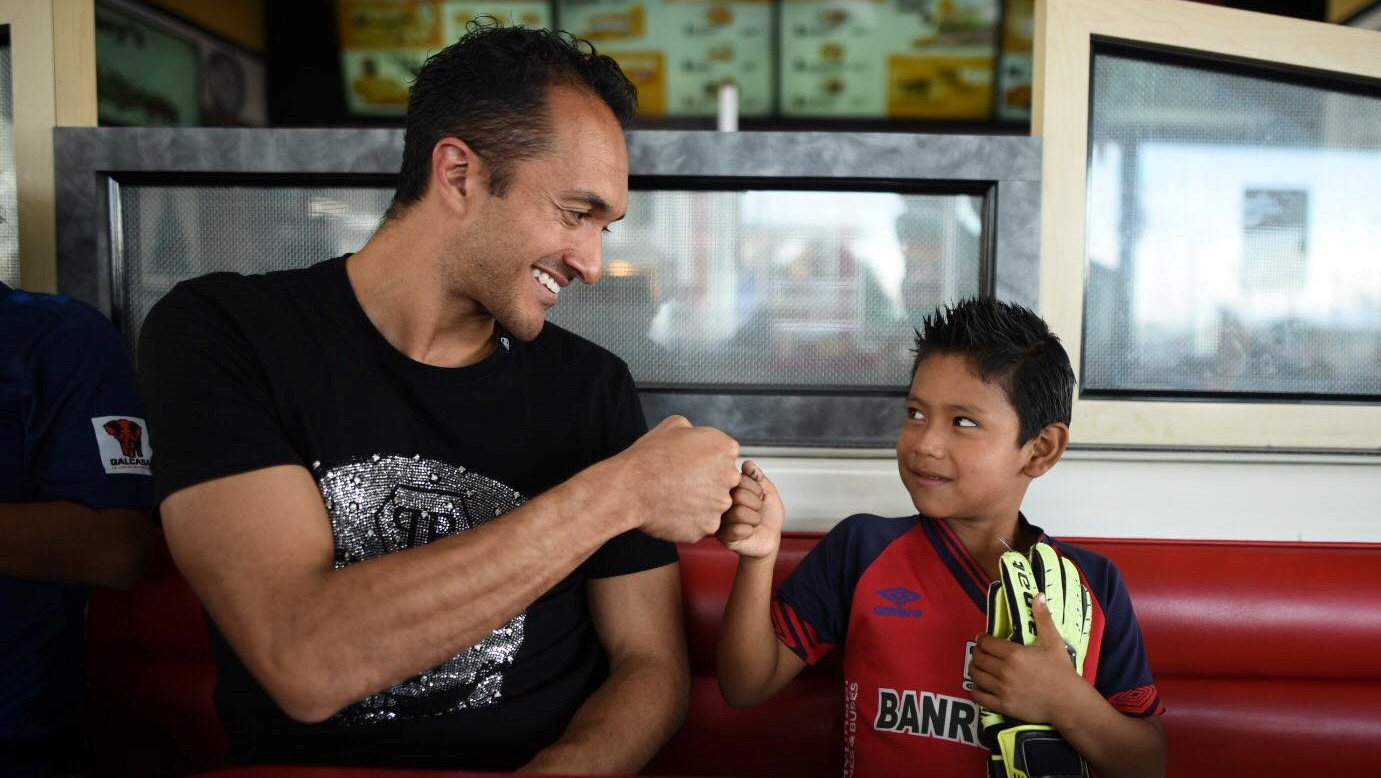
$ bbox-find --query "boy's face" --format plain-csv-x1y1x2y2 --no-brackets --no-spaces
895,352,1041,526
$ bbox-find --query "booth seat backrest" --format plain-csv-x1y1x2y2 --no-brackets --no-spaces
650,534,1381,778
1073,537,1381,777
84,534,226,778
645,534,841,778
85,532,1381,778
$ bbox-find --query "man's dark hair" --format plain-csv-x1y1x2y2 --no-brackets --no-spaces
385,20,637,219
911,297,1075,445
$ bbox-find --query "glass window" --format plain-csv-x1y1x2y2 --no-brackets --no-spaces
117,184,390,349
548,188,984,388
1083,45,1381,401
117,183,984,396
0,33,17,287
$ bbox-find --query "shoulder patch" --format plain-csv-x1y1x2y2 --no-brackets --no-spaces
91,416,153,475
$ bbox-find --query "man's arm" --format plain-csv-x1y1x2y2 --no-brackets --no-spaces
970,596,1167,778
161,416,739,724
0,502,151,588
519,563,689,775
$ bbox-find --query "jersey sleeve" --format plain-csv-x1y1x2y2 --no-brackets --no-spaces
29,303,153,511
770,516,872,665
580,359,677,579
1069,547,1165,718
138,280,303,505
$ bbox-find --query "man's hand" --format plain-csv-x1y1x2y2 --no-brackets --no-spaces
614,416,742,543
717,460,784,560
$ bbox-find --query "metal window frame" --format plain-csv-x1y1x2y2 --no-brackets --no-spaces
54,127,1041,447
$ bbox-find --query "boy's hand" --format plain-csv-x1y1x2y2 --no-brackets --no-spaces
716,460,784,560
971,594,1086,725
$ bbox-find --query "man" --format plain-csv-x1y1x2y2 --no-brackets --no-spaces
138,23,743,773
2,283,153,777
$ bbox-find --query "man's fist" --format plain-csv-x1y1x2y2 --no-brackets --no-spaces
616,416,742,543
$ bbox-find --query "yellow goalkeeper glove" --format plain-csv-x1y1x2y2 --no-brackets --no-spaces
979,542,1092,778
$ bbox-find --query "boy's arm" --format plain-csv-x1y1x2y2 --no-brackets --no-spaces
1043,676,1165,778
715,463,807,707
970,596,1167,778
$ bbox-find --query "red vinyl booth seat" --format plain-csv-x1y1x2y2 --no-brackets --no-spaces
85,531,1381,777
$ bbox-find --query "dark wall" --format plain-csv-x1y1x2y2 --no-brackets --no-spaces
1198,0,1326,20
266,0,367,127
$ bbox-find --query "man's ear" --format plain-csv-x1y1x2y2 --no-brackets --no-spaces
1021,422,1069,479
431,137,484,213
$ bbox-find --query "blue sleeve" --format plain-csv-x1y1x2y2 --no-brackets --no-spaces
1060,544,1164,717
773,515,910,663
30,304,153,511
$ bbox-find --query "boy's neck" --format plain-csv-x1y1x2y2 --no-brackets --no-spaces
944,513,1041,582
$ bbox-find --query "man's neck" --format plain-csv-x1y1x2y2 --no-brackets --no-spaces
346,217,498,368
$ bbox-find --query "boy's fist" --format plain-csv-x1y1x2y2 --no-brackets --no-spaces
717,460,784,559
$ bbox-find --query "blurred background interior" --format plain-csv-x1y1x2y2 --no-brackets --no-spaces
82,0,1370,132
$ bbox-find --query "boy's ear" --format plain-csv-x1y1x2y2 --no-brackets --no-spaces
1021,422,1069,479
431,137,484,213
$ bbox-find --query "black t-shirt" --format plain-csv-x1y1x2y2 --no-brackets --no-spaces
138,256,676,770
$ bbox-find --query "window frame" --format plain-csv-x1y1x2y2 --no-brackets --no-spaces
54,128,1041,447
1035,0,1381,451
1,0,96,291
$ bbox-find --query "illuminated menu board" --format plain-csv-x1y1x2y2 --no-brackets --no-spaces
557,0,773,117
997,0,1033,120
779,0,998,118
338,0,555,116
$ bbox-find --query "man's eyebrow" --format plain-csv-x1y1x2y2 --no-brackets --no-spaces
567,190,625,221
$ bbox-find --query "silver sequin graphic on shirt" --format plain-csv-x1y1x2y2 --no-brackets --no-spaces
317,454,527,724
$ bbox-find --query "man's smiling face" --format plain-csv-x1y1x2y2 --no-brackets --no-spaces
450,86,629,342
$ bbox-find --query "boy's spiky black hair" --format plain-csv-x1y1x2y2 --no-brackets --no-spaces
911,297,1075,444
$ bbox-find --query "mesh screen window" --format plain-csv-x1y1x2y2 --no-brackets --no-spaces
118,183,984,393
549,188,984,389
119,184,390,351
1083,45,1381,401
0,40,18,288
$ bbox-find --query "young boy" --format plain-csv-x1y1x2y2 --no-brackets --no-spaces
717,298,1166,777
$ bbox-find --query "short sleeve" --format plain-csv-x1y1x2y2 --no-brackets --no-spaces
30,305,152,511
1093,566,1165,717
581,358,677,579
138,280,302,504
1062,545,1165,718
771,519,861,664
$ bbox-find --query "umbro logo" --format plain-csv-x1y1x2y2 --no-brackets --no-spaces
873,587,924,618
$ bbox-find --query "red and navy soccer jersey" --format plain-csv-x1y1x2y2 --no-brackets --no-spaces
772,513,1163,778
